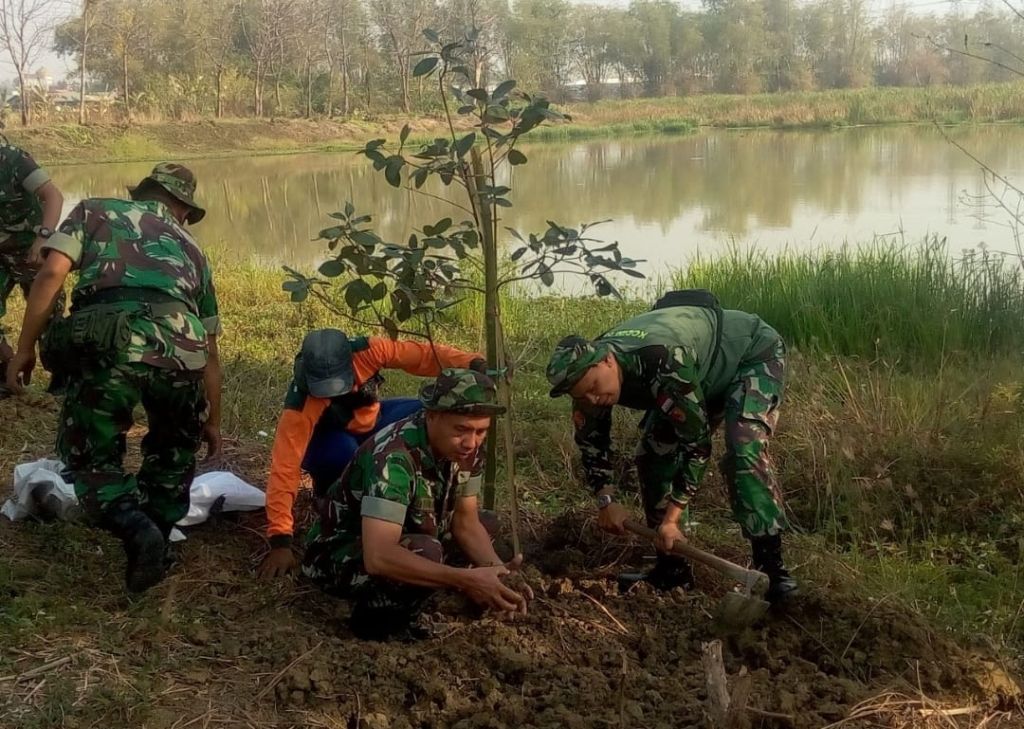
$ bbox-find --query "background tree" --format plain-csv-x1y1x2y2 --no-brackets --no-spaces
0,0,57,125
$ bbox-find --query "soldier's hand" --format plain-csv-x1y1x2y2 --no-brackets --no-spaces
597,502,629,535
460,564,529,614
201,424,223,463
258,547,300,579
502,554,535,606
26,238,45,266
5,349,35,393
655,522,686,554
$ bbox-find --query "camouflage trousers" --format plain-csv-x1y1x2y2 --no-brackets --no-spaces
302,511,499,616
57,361,206,529
637,339,787,538
0,249,65,350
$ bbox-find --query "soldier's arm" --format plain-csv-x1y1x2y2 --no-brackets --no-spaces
264,392,330,546
355,337,483,381
653,352,712,506
573,401,616,494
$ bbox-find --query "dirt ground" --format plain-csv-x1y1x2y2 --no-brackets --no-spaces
1,399,1022,728
2,489,1021,729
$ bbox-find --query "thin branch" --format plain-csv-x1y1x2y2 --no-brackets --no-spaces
405,185,474,215
935,122,1024,199
999,0,1024,24
919,34,1024,80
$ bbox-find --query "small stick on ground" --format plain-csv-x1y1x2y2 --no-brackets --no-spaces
0,656,72,683
580,592,630,635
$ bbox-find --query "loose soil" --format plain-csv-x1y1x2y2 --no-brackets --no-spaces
0,400,1020,728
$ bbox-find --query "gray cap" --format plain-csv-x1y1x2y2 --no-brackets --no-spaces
296,329,354,398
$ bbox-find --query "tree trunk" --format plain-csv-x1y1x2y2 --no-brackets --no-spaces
325,67,334,118
341,36,351,116
397,51,410,113
215,67,224,118
17,70,27,126
305,58,311,118
78,27,88,125
122,49,131,123
468,147,501,508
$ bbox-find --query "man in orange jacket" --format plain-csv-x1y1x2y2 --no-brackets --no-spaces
258,328,484,578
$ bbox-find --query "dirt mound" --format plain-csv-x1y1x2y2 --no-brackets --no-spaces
1,506,1018,728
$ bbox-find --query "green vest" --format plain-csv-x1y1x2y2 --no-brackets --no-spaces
597,306,780,399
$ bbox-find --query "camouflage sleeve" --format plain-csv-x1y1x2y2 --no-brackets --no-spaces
195,257,222,336
359,452,416,525
12,148,48,193
653,347,711,504
573,401,615,494
42,201,87,266
457,449,485,498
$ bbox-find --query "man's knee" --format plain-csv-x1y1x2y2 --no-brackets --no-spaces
477,510,500,539
399,534,444,563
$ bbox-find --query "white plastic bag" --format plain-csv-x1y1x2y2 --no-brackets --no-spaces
2,461,266,542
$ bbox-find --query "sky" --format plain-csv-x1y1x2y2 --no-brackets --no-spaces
0,0,998,87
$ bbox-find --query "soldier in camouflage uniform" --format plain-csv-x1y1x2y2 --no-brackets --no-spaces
545,290,798,602
6,163,222,594
0,142,65,392
303,369,532,641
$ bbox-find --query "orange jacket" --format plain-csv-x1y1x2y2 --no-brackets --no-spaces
265,337,482,543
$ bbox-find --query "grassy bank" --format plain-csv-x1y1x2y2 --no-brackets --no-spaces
6,246,1024,656
7,82,1024,165
1,249,1022,726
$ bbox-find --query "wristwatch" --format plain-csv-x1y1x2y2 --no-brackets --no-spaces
35,226,53,239
596,492,615,510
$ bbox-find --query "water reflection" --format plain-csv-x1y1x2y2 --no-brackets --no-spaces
50,125,1024,283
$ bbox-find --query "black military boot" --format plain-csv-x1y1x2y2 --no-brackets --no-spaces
750,534,799,603
154,522,181,571
349,599,431,643
618,554,696,593
102,503,167,593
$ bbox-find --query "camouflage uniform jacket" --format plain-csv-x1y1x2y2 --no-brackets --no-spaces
576,306,781,500
43,198,221,371
304,411,484,567
0,144,48,250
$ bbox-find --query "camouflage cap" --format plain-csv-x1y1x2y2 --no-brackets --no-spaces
128,162,206,224
546,334,610,398
419,368,506,415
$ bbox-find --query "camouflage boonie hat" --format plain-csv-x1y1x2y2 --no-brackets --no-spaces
546,334,610,398
419,368,506,415
128,162,206,224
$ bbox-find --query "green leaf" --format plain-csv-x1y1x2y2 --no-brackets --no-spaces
412,56,439,77
371,282,388,300
466,88,489,102
506,227,525,242
413,167,429,189
540,268,555,286
352,230,380,248
383,317,400,339
510,247,527,261
454,132,476,158
400,124,411,145
423,28,440,43
508,149,527,166
622,268,646,278
317,226,344,240
482,104,510,123
290,289,309,303
345,279,373,310
318,259,345,277
344,201,355,217
384,156,404,187
493,197,512,208
492,79,516,100
457,105,476,115
434,217,453,234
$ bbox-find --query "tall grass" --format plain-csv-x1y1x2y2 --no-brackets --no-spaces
570,82,1024,129
671,238,1024,363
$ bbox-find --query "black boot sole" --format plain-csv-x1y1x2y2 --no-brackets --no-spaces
125,523,168,593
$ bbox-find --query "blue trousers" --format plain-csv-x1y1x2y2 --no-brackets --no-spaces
301,397,421,496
